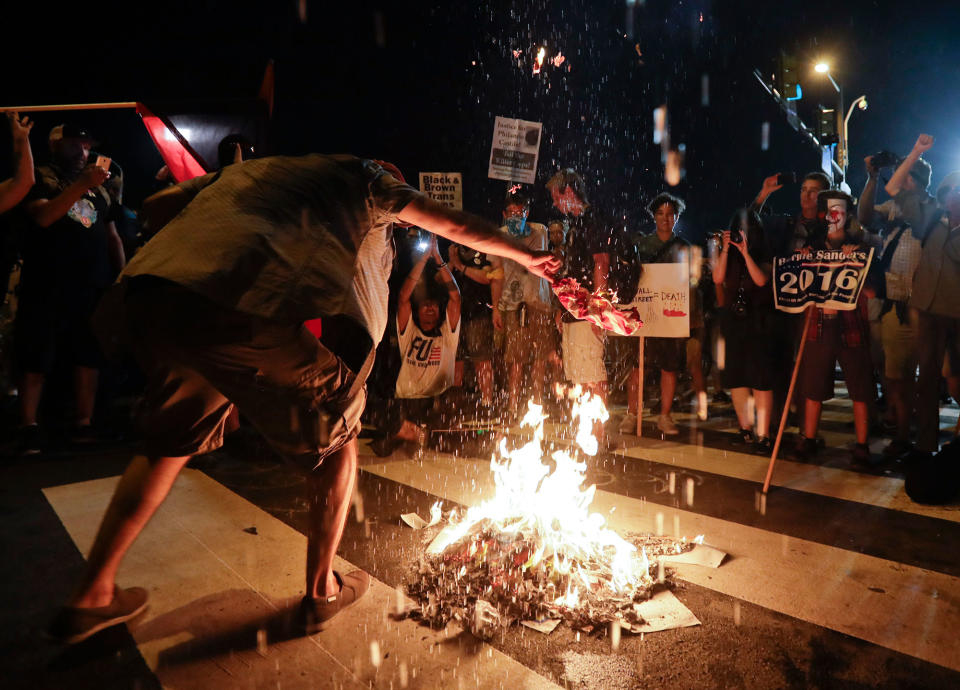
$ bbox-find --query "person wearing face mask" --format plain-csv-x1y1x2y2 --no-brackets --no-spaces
15,124,125,454
494,188,552,419
794,191,875,465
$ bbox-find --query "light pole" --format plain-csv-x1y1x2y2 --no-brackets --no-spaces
814,62,866,182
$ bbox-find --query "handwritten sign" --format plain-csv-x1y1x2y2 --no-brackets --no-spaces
488,116,542,184
625,263,689,338
773,248,874,313
419,172,462,210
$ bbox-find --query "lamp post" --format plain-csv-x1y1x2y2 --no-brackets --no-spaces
814,63,866,182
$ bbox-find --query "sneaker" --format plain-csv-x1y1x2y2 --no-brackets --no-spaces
301,570,371,633
732,428,755,445
753,436,772,455
882,438,913,461
794,435,819,461
15,424,42,455
47,586,149,644
851,443,872,466
657,414,679,436
618,412,638,434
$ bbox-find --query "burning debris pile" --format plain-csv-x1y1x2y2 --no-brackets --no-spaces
401,393,704,636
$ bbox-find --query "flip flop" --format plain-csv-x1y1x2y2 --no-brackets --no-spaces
302,570,371,633
47,586,149,644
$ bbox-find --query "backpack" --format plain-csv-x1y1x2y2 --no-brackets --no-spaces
905,438,960,505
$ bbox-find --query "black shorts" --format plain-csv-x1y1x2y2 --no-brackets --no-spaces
15,290,104,374
645,336,686,373
457,314,494,361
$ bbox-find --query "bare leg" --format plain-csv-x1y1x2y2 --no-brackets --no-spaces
74,366,99,426
19,371,45,426
70,454,191,608
507,362,522,414
754,389,774,438
803,399,822,440
852,401,869,445
306,438,358,599
476,359,494,406
730,387,752,431
660,370,677,417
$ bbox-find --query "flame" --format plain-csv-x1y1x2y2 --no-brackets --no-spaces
533,46,546,75
427,393,652,605
428,501,443,527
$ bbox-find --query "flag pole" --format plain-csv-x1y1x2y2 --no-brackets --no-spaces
0,102,138,113
762,305,815,494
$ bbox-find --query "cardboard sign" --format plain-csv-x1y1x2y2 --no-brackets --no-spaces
487,116,542,184
625,262,690,338
419,172,462,210
773,248,874,313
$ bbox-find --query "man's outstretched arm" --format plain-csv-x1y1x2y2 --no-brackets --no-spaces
397,196,560,281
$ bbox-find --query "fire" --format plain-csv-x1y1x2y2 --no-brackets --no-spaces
427,394,649,604
533,46,546,75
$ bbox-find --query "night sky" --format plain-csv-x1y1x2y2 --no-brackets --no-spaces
3,0,959,239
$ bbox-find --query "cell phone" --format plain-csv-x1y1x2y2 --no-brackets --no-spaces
777,172,797,186
95,155,112,171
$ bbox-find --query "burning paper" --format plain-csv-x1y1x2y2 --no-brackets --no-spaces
405,395,707,635
533,46,546,75
553,277,643,335
401,501,443,530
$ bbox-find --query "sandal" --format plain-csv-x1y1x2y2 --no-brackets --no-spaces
302,570,371,633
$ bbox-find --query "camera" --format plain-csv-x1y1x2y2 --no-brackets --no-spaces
870,151,901,169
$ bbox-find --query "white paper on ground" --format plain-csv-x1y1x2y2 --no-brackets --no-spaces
627,589,700,633
401,512,429,529
659,543,727,568
522,618,562,634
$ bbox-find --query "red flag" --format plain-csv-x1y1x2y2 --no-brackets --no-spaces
136,103,207,182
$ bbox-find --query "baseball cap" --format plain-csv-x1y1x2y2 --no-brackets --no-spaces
49,123,98,145
936,171,960,204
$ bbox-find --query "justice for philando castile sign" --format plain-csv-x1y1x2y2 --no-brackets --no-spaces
773,248,875,313
487,116,542,184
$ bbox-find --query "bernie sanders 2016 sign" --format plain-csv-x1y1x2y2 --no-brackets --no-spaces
773,248,874,313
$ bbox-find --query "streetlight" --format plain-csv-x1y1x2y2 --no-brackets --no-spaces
813,62,866,181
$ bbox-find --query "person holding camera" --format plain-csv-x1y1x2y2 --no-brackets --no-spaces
15,124,126,454
794,191,875,465
712,209,775,452
858,147,931,459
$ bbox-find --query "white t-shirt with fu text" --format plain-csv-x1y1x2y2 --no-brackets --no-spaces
395,315,460,399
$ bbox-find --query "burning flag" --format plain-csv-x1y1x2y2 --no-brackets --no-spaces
553,277,643,335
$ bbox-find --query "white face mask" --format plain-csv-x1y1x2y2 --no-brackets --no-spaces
826,201,848,232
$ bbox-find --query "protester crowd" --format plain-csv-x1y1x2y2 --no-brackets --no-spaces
1,114,958,476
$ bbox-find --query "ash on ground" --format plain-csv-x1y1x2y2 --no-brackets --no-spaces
400,522,695,636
